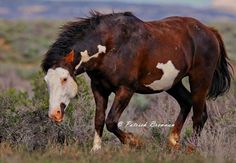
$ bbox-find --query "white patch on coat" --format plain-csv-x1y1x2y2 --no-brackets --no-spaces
91,131,102,152
75,45,106,70
145,60,179,91
44,67,78,116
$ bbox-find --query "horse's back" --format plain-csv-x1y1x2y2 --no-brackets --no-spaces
150,16,221,67
146,16,215,40
147,16,205,29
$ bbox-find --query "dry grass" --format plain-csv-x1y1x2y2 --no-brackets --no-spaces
0,74,235,162
0,141,215,163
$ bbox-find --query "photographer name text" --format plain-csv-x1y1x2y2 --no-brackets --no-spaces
118,121,174,128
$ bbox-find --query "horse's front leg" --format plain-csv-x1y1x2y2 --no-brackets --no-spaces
105,86,142,147
90,82,110,152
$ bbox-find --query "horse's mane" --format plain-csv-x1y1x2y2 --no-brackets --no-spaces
41,11,136,72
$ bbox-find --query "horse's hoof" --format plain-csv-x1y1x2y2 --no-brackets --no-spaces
90,145,102,154
168,133,181,150
168,141,181,150
124,133,144,148
186,144,196,154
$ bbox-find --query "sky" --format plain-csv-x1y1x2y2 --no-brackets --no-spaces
40,0,212,8
2,0,235,21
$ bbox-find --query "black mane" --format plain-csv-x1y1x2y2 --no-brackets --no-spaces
41,11,136,72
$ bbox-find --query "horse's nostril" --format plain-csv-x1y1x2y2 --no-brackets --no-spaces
60,103,66,113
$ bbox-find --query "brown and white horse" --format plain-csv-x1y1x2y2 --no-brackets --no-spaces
42,11,232,152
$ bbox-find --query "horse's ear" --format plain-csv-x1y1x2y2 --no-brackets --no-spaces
64,50,75,63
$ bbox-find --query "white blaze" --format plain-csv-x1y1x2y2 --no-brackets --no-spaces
75,45,106,70
44,67,78,114
145,60,179,91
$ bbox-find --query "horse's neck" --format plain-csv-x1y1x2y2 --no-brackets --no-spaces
73,24,110,75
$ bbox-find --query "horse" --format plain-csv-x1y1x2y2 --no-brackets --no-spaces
42,11,232,152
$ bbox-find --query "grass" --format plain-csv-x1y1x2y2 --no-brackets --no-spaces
0,142,220,163
0,19,236,162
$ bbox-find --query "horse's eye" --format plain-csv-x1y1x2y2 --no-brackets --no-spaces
63,78,67,82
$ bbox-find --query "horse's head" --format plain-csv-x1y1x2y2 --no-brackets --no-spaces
44,50,78,122
42,12,112,122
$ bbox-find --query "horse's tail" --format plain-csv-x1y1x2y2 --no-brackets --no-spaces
208,28,233,99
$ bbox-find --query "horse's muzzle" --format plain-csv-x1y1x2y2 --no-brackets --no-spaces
49,108,64,122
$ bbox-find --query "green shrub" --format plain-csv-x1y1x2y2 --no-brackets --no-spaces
31,71,49,110
0,71,95,150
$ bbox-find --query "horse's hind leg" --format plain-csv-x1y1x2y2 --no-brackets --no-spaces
166,82,192,149
187,72,212,151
